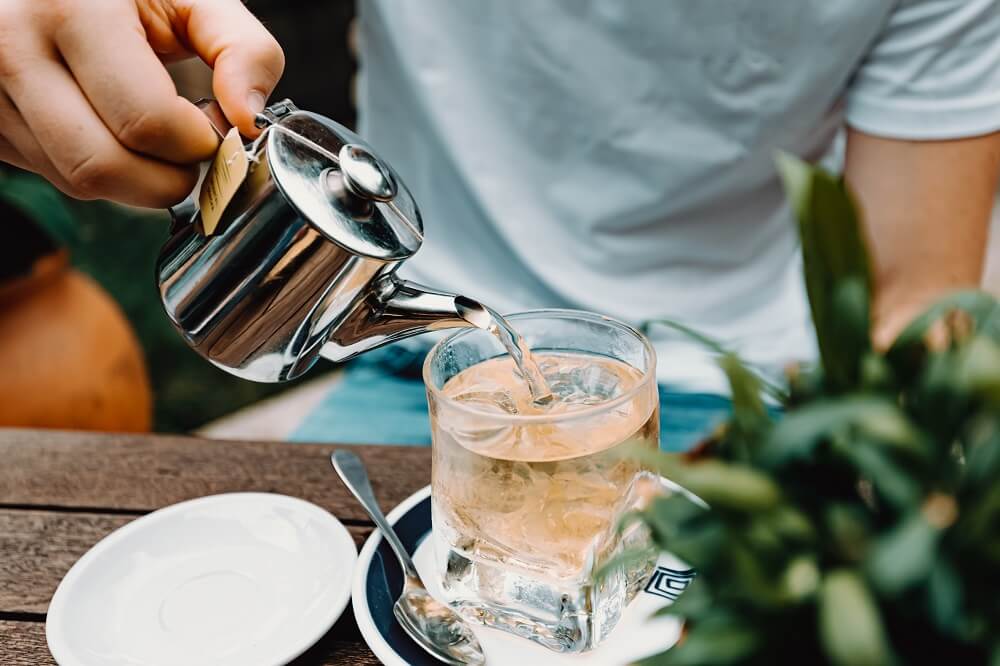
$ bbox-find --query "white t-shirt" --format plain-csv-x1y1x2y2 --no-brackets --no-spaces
356,0,1000,392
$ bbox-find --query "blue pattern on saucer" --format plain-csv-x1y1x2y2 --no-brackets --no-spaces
364,496,437,665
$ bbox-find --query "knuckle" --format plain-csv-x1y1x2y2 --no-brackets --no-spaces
270,37,287,73
66,153,116,198
37,0,76,30
115,109,168,150
0,24,25,81
254,34,286,81
0,5,19,37
0,46,18,82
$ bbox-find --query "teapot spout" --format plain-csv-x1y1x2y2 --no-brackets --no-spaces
320,275,488,363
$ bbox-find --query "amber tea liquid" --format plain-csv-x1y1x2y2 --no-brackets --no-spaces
429,349,658,652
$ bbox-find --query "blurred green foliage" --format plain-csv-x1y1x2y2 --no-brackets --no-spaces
639,156,1000,664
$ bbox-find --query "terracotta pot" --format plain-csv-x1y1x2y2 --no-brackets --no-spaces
0,250,152,431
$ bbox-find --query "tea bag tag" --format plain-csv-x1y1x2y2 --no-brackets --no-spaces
198,127,249,236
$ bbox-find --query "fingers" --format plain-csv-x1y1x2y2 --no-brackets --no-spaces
0,91,86,196
3,54,200,207
53,1,219,165
182,0,285,136
0,0,282,207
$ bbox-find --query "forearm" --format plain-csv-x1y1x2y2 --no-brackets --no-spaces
843,127,1000,346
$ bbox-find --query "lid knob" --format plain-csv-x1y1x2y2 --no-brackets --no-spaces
338,144,397,202
265,107,423,260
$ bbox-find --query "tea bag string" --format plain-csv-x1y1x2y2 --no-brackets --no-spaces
250,123,424,242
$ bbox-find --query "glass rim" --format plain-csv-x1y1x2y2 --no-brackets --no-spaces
422,308,657,423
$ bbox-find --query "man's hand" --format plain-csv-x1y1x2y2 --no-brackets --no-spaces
0,0,284,207
845,128,1000,349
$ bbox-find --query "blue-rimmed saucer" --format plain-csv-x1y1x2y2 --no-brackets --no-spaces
352,485,694,665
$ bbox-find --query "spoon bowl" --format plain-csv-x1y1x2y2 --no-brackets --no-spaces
394,587,485,665
331,450,486,664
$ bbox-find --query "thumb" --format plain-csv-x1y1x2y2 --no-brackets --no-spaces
181,0,286,137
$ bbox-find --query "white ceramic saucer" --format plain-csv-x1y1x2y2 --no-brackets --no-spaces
353,485,694,666
47,493,357,666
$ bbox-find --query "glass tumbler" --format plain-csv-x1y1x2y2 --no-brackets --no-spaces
424,310,659,652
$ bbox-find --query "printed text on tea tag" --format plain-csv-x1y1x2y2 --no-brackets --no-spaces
199,127,249,235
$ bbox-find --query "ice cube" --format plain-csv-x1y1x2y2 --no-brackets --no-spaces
452,388,520,415
447,389,518,450
544,362,624,406
481,461,528,514
453,423,516,450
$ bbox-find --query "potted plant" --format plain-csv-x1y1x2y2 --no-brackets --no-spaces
635,156,999,664
0,168,152,431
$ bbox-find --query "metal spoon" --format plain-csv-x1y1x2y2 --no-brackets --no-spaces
331,451,486,665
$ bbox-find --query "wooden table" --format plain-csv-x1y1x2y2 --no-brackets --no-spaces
0,428,431,665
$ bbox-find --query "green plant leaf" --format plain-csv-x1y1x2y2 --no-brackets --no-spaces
657,458,782,512
653,576,710,618
954,335,1000,406
655,521,728,575
767,505,816,543
889,290,1000,353
966,416,1000,487
860,353,894,391
833,275,873,369
776,153,873,392
645,616,760,665
780,556,820,601
717,353,776,456
595,543,659,583
928,558,963,634
819,570,895,666
839,439,921,509
961,481,1000,550
826,504,871,563
642,317,732,357
719,353,767,419
867,512,940,595
640,493,720,565
727,538,790,607
644,317,789,402
760,396,924,467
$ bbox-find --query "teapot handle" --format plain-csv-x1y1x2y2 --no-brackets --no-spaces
168,99,233,229
167,197,198,232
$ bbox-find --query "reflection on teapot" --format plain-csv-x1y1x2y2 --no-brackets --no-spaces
157,99,489,383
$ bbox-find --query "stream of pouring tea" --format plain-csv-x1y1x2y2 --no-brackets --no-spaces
483,306,554,406
458,301,554,406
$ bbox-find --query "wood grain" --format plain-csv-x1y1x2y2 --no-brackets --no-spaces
0,428,430,521
0,429,405,665
0,621,55,666
0,618,378,665
0,510,131,614
0,509,372,615
289,609,382,666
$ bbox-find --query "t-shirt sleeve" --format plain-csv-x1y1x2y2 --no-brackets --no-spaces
845,0,1000,140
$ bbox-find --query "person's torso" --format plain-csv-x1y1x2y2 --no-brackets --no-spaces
356,0,894,390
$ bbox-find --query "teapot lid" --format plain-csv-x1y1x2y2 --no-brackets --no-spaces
260,101,423,262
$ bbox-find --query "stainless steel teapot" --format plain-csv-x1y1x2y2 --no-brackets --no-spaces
157,99,487,382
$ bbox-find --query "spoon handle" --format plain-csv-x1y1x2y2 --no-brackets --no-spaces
331,450,420,579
